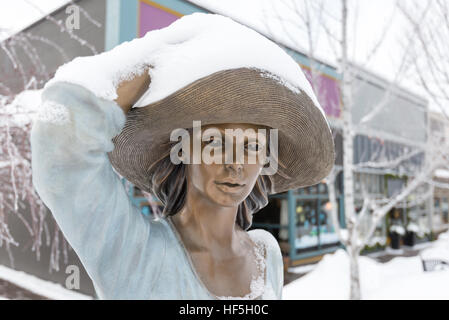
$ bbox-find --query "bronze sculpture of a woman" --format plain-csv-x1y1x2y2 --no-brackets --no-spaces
31,13,335,299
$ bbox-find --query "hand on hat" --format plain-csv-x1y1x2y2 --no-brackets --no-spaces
114,65,151,114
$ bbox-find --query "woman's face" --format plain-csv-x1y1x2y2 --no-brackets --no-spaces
185,123,268,207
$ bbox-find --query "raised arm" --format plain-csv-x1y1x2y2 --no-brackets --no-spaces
30,66,161,299
114,66,151,114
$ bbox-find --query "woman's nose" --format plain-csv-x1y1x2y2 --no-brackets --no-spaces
223,141,244,175
225,163,243,175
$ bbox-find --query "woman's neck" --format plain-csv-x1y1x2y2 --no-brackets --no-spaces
170,187,243,256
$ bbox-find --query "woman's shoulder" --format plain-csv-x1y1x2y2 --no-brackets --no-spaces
248,228,284,299
247,228,282,259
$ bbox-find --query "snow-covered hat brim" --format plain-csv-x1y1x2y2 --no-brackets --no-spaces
108,67,335,194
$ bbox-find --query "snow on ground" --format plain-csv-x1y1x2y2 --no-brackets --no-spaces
420,230,449,261
283,230,449,300
0,265,92,300
288,263,317,274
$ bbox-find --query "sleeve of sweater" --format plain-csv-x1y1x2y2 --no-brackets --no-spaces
30,81,165,299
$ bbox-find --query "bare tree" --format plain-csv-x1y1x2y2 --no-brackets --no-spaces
398,0,449,120
260,0,449,299
0,2,102,272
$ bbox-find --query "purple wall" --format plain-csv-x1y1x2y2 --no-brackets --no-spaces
139,1,180,37
303,68,341,119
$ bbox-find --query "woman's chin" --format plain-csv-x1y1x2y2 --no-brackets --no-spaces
207,193,245,208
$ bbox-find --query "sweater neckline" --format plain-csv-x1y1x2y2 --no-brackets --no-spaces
165,215,267,300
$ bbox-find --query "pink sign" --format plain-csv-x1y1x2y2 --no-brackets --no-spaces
302,67,341,119
139,1,181,37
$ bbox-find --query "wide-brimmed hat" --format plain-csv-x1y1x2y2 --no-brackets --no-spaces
106,13,335,194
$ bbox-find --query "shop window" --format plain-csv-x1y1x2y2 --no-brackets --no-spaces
295,196,339,251
354,173,385,197
434,198,441,215
318,201,340,247
296,200,319,250
441,198,449,224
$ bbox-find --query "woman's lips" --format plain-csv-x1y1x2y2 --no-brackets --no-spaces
214,181,245,193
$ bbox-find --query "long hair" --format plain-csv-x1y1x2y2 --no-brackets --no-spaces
147,136,280,231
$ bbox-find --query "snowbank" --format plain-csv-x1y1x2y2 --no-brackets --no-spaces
0,265,93,300
420,230,449,261
283,230,449,300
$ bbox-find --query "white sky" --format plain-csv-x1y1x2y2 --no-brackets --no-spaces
189,0,407,78
0,0,70,41
189,0,445,113
0,0,445,114
0,0,408,81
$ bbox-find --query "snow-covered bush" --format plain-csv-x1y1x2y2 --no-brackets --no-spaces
406,222,420,233
367,236,387,247
390,225,406,235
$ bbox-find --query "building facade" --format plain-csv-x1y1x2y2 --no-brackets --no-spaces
429,111,449,236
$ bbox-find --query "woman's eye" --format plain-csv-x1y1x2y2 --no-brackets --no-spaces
246,142,260,152
206,138,222,148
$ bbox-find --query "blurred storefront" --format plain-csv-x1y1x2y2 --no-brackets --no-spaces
432,169,449,235
429,112,449,237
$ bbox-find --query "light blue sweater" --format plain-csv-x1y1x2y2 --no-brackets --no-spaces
30,81,284,299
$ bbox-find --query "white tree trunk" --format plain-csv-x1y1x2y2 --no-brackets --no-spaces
349,247,361,300
340,0,362,300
